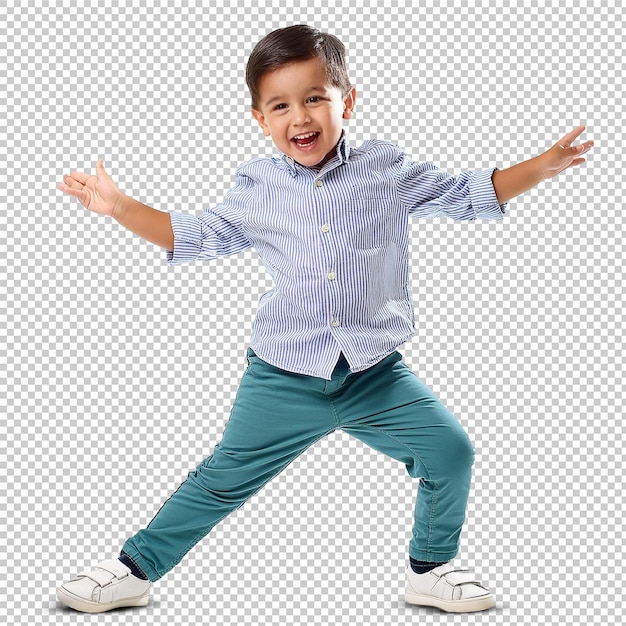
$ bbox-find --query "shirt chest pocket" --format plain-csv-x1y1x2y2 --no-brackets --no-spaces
344,198,397,250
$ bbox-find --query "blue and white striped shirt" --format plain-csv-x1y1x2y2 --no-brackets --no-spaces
166,133,507,379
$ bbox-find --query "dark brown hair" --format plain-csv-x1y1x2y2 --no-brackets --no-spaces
246,24,353,110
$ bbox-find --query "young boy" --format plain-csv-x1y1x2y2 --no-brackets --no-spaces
56,24,593,614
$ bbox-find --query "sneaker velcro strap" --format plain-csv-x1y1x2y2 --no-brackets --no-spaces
76,568,116,587
441,569,481,587
96,559,131,580
76,559,130,587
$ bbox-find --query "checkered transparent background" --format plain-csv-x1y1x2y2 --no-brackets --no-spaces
1,0,623,624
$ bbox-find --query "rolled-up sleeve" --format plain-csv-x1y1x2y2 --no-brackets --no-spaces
395,150,507,221
166,212,205,265
470,168,508,220
166,170,254,265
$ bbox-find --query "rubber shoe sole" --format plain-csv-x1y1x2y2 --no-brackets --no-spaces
56,585,150,613
405,589,495,613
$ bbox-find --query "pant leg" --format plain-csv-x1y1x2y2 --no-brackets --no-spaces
122,352,337,581
335,352,475,563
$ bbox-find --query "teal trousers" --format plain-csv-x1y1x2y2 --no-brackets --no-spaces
122,350,475,582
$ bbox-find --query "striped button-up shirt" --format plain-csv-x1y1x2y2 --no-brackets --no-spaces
167,133,507,379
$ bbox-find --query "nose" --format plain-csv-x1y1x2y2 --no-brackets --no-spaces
291,104,310,126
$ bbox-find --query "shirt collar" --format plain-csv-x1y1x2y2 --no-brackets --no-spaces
280,130,351,174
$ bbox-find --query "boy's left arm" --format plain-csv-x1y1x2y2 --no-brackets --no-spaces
491,125,594,205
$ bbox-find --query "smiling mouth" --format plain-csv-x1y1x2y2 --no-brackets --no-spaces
292,132,320,147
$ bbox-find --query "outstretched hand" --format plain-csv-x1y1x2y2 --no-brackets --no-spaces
58,160,124,217
541,125,594,180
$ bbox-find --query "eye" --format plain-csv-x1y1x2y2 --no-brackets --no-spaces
273,103,288,111
307,96,323,103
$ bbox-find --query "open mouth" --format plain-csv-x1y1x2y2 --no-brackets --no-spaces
292,132,320,148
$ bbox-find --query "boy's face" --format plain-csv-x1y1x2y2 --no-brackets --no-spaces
251,57,356,169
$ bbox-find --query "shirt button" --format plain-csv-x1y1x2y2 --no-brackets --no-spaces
316,180,323,187
321,224,330,233
327,271,336,281
331,319,340,328
286,157,294,165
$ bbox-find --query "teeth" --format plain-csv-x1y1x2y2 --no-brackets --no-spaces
294,132,318,140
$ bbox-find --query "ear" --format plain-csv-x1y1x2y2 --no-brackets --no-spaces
342,87,357,120
252,107,271,137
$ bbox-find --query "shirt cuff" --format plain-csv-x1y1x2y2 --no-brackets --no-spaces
165,212,203,265
470,168,508,220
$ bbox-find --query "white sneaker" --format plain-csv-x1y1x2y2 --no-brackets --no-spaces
57,558,151,613
405,563,496,613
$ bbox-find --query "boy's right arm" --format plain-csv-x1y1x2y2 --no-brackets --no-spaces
58,159,174,251
112,194,174,251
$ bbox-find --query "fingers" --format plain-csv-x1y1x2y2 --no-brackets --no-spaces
58,181,86,202
96,159,106,176
61,173,79,189
558,125,586,149
60,164,97,191
59,161,106,206
61,162,101,187
564,141,594,157
60,173,88,198
559,141,593,153
58,169,89,201
556,124,594,164
63,170,91,186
